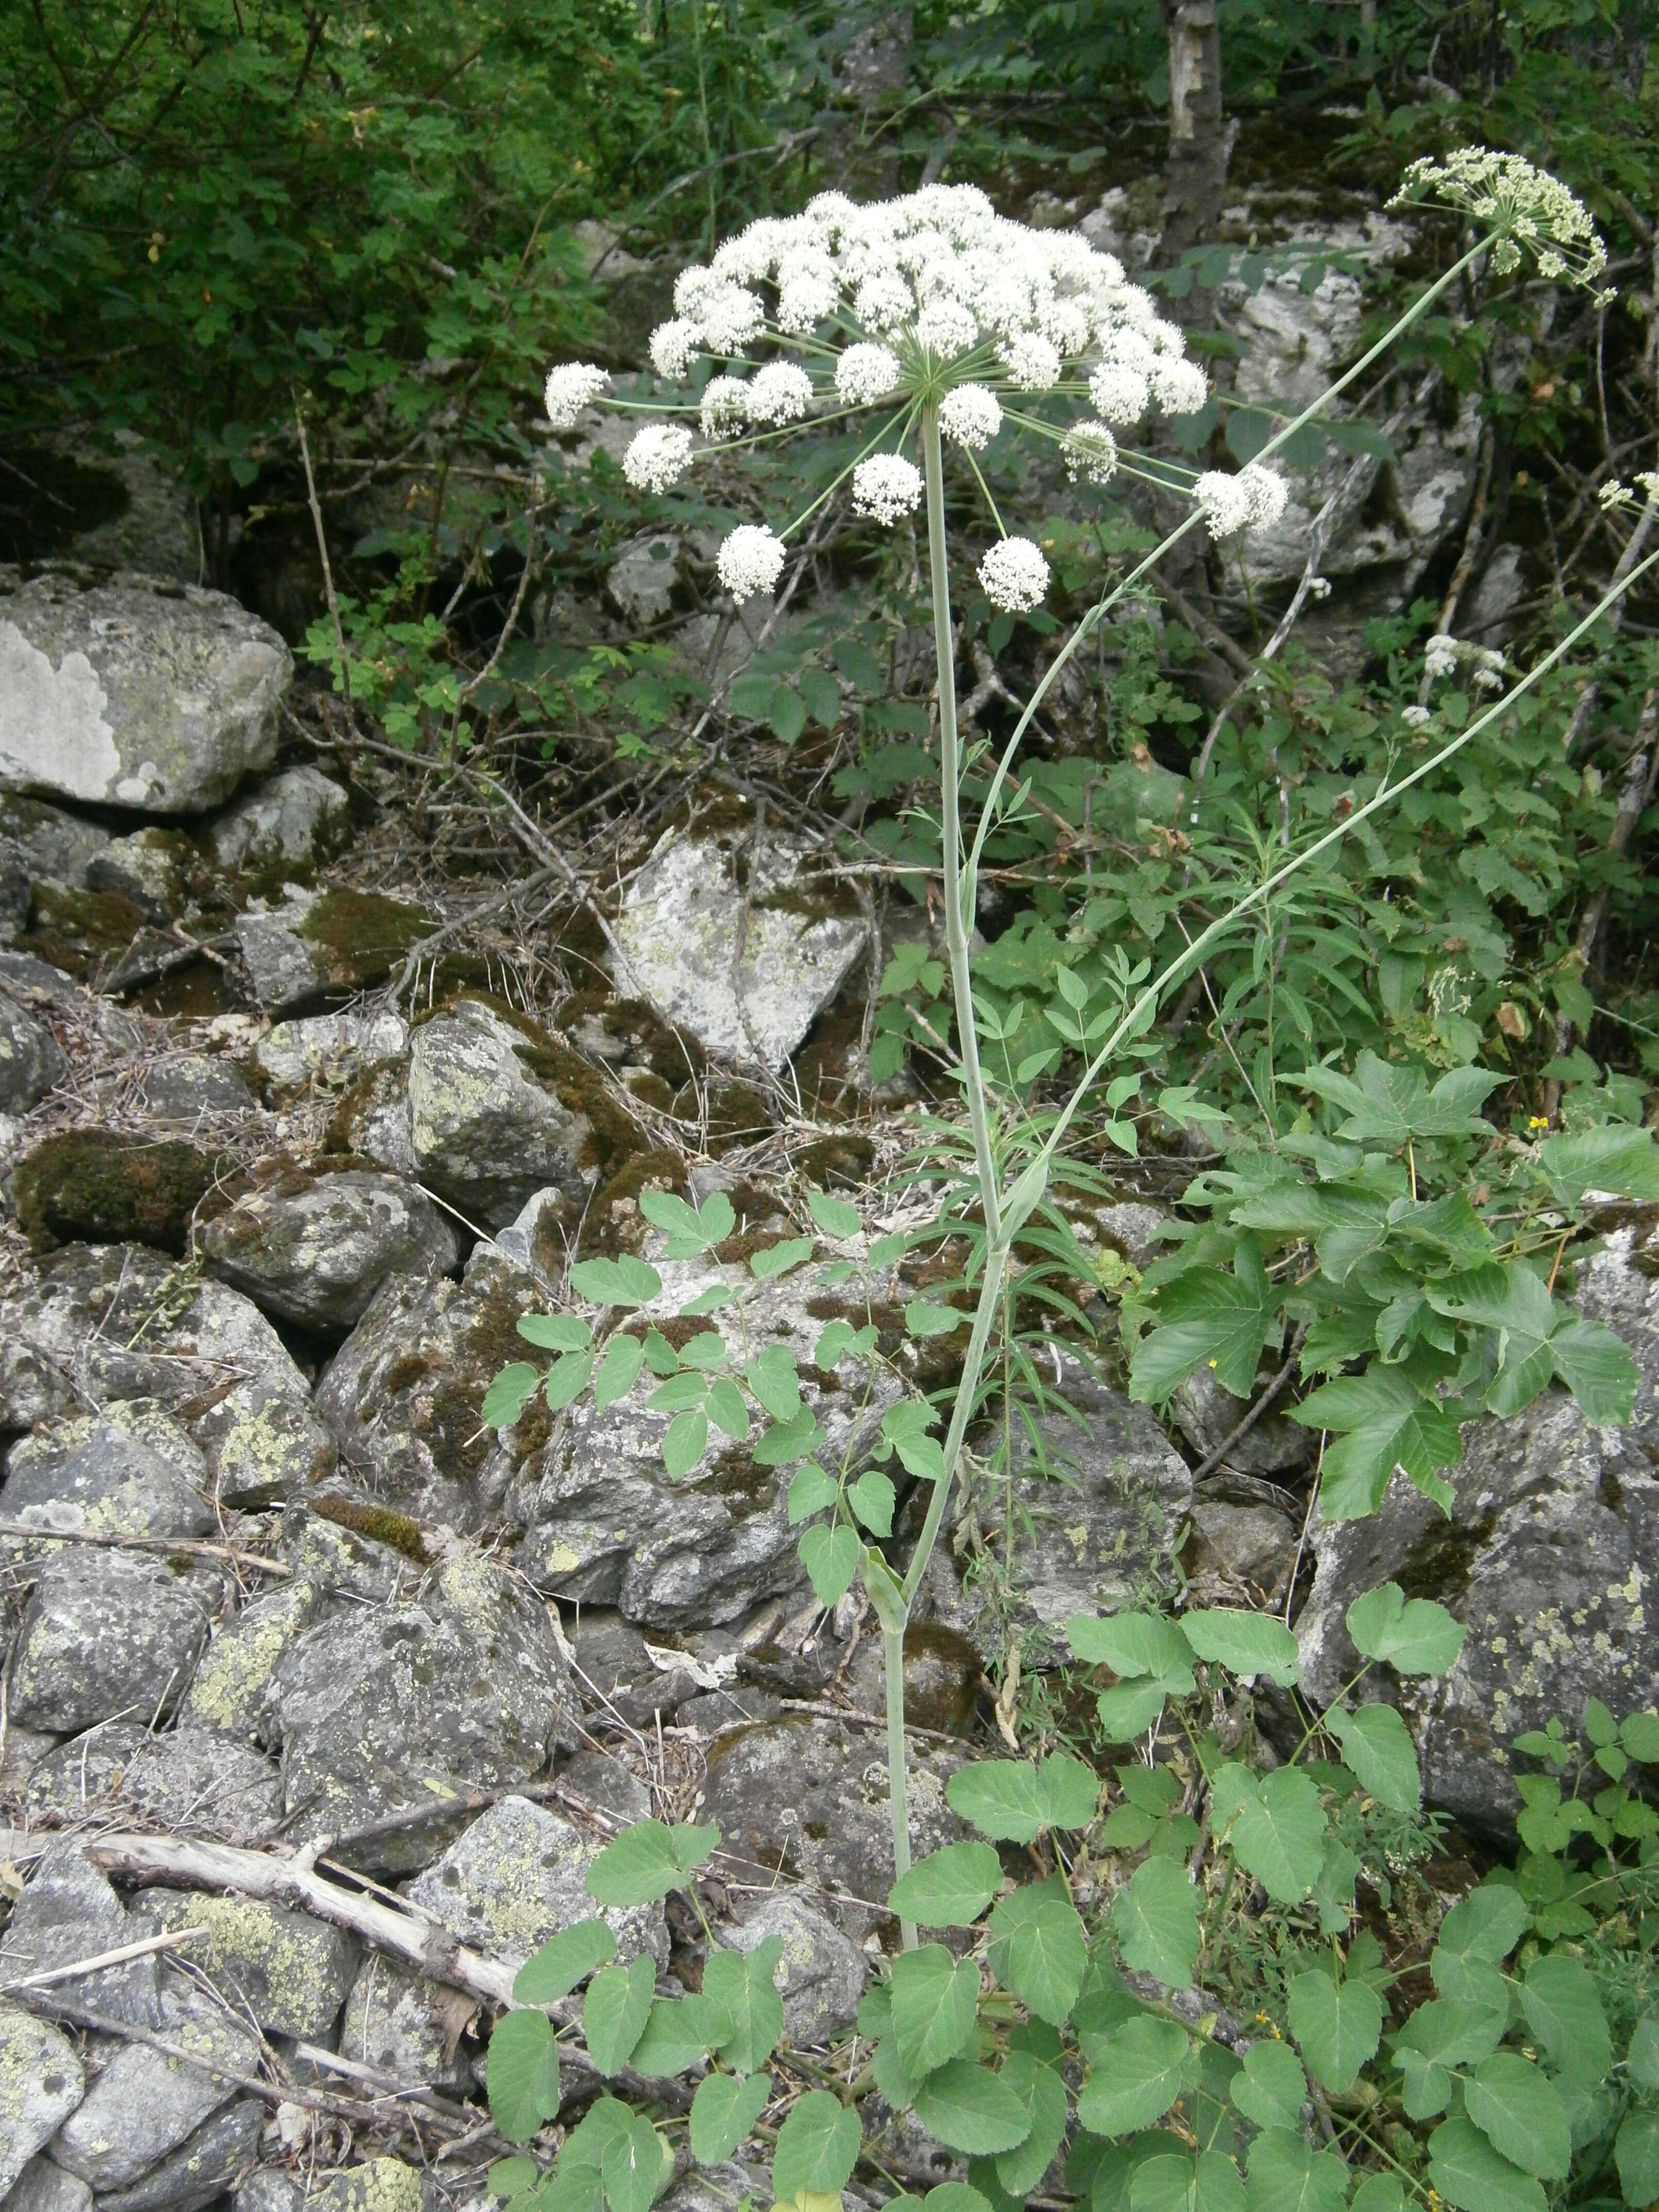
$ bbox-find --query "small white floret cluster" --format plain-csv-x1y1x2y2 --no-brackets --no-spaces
1423,632,1506,691
1392,149,1608,289
1195,464,1289,541
979,538,1051,613
853,455,924,525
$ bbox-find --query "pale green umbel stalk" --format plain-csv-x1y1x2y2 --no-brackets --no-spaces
543,151,1626,1946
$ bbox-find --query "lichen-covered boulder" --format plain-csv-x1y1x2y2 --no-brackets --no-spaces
0,1843,163,2029
949,1351,1193,1661
7,1549,221,1734
339,1957,474,2093
198,1165,460,1331
86,824,192,920
27,1725,281,1842
1,1412,210,1557
612,825,868,1069
235,885,429,1015
404,1794,666,1972
0,994,64,1114
406,997,592,1229
1297,1227,1659,1835
0,2006,84,2195
310,2157,426,2212
12,1131,218,1255
182,1576,334,1738
250,1009,408,1098
132,1889,356,2039
315,1242,548,1527
0,572,290,814
5,2158,92,2212
93,2100,264,2212
264,1550,580,1868
210,763,348,870
48,1982,257,2191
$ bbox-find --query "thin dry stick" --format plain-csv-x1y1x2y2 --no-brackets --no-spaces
1186,1325,1309,1484
1563,499,1659,758
0,1923,207,1994
0,1522,292,1577
295,397,352,708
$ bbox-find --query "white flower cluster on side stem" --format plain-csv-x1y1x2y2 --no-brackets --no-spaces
853,456,925,525
1195,463,1289,541
979,538,1050,612
716,525,787,605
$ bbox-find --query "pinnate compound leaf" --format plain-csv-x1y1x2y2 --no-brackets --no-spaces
890,1943,980,2078
583,1953,656,2075
1179,1608,1300,1686
1287,1972,1382,2093
751,1235,815,1281
807,1188,861,1237
1462,2053,1570,2180
1343,1582,1466,1675
1290,1367,1462,1521
662,1407,708,1479
1230,2038,1307,2133
544,1350,595,1411
569,1255,662,1308
888,1842,1003,1928
986,1875,1087,2024
514,1917,617,2003
786,1462,838,1524
1075,2016,1192,2136
594,1332,647,1410
1129,1243,1279,1402
601,2105,667,2212
1111,1856,1201,1991
746,1344,803,1422
586,1818,719,1907
772,2090,863,2197
1324,1702,1421,1813
848,1470,896,1536
704,1938,785,2073
690,2072,770,2164
518,1313,592,1352
1426,2116,1547,2212
628,1993,733,2078
913,2058,1034,2155
487,2008,560,2141
483,1363,540,1428
994,2051,1069,2196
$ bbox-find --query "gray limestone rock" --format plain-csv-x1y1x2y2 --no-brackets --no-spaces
23,1722,148,1824
93,2099,264,2212
516,1239,905,1630
0,1417,212,1559
699,1715,967,1939
210,766,349,870
314,1243,545,1528
133,1053,260,1124
950,1352,1193,1660
0,572,289,815
725,1891,866,2047
404,1794,666,1973
264,1552,579,1868
306,2158,427,2212
0,2006,84,2196
131,1889,355,2039
234,885,427,1018
7,1549,220,1735
0,1243,334,1494
1173,1363,1314,1478
608,533,681,625
199,1166,460,1332
3,2158,92,2212
49,1982,257,2191
406,998,589,1230
1188,1488,1300,1597
0,1842,162,2029
560,1747,654,1825
611,825,868,1070
1296,1227,1659,1834
0,795,110,889
250,1011,408,1098
338,1958,472,2093
86,827,191,921
233,2172,303,2212
563,1612,707,1731
182,1577,334,1739
0,996,64,1114
115,1728,285,1845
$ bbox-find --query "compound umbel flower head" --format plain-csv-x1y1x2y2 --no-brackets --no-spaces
542,183,1283,608
1390,149,1609,292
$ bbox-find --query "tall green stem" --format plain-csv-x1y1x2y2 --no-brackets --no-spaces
885,1622,917,1950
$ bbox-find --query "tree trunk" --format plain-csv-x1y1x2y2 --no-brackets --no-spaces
1160,0,1235,261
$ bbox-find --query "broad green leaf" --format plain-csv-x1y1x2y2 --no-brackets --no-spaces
946,1761,1044,1842
1230,2038,1306,2133
1112,1856,1201,1991
600,2104,667,2212
583,1954,656,2075
1548,1314,1639,1424
569,1255,663,1308
906,1298,967,1337
586,1819,719,1907
1462,2053,1570,2180
1623,1711,1659,1762
562,2097,633,2171
1291,1368,1462,1521
772,2090,862,2196
1296,1053,1498,1145
1034,1752,1101,1830
889,1842,1003,1928
594,1332,647,1410
483,1363,541,1427
1519,1955,1610,2084
890,1943,980,2078
987,1875,1087,2024
1426,2116,1546,2212
1324,1703,1420,1813
705,1377,750,1441
518,1313,592,1352
799,1522,860,1606
1242,2128,1347,2212
1628,2017,1659,2093
1179,1609,1300,1687
913,2058,1035,2154
1393,1999,1507,2118
751,1236,815,1281
1349,2183,1406,2212
994,2050,1069,2195
1287,1972,1381,2093
1433,1885,1528,1999
487,2008,560,2141
753,1406,823,1467
544,1349,595,1411
676,1330,729,1370
690,2071,770,2163
848,1470,896,1535
1343,1583,1467,1676
786,1462,838,1524
746,1344,804,1422
515,1917,617,2003
1616,2106,1659,2205
1076,2016,1192,2136
486,2157,538,2200
1214,1766,1325,1901
1129,1243,1280,1402
1067,1611,1195,1692
704,1938,785,2074
1535,1123,1659,1208
627,1993,733,2078
1128,2152,1241,2212
807,1188,861,1236
1096,1679,1173,1738
662,1407,708,1479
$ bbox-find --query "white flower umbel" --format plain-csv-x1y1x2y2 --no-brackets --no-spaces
696,283,767,354
979,537,1050,612
915,298,979,359
1088,363,1150,426
939,384,1002,452
700,376,751,438
623,424,694,493
1392,148,1608,288
1401,704,1433,728
835,343,903,406
1063,421,1118,484
649,320,700,381
998,332,1063,392
544,364,609,429
1423,632,1460,681
1151,357,1209,416
853,454,925,525
749,362,814,425
1195,470,1255,540
717,525,787,604
1239,463,1288,530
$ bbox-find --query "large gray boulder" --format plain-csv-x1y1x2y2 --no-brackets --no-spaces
0,2006,85,2195
7,1549,221,1734
263,1551,580,1867
94,2100,264,2212
339,1956,473,2092
131,1888,356,2039
612,824,868,1069
250,1009,408,1098
725,1891,866,2046
0,573,289,814
198,1165,460,1331
209,763,348,870
182,1576,334,1738
1,1413,211,1557
406,997,591,1229
48,1981,258,2191
1297,1228,1659,1834
0,1843,163,2028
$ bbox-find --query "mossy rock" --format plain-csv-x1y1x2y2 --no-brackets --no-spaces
13,1130,219,1255
26,881,149,978
297,887,429,988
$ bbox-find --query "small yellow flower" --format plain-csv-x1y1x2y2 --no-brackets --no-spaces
1528,1114,1549,1130
1208,1358,1218,1369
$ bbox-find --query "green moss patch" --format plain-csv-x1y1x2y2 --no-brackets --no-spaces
14,1130,220,1255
